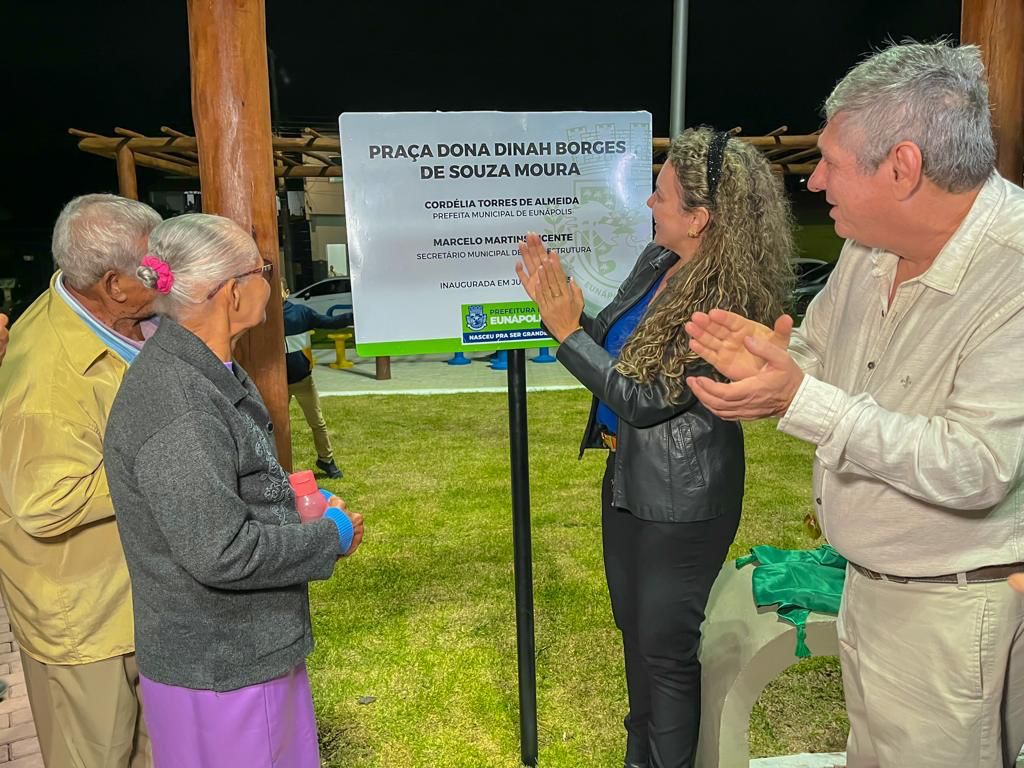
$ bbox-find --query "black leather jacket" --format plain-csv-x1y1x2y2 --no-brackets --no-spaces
556,242,745,523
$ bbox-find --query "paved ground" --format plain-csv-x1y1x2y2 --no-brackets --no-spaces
310,349,584,397
0,596,42,767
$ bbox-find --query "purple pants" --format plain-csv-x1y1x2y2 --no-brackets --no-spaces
140,663,321,768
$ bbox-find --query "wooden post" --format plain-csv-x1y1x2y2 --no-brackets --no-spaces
375,356,391,381
116,143,138,200
962,0,1024,184
187,0,292,467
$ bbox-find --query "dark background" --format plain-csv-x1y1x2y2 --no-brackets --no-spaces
0,0,961,308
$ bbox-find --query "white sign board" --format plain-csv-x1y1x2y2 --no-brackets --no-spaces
339,111,653,355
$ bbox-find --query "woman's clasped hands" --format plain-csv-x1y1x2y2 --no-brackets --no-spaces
515,232,585,343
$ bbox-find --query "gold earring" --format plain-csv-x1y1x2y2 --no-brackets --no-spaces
687,228,698,238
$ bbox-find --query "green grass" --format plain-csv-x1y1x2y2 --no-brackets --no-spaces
310,328,350,349
291,390,847,767
794,223,844,263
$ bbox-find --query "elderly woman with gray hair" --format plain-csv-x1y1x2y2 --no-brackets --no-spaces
103,213,363,768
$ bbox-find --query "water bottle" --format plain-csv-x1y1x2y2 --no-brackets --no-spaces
289,470,327,523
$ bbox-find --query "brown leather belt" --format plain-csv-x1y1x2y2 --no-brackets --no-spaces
851,561,1024,584
600,431,617,452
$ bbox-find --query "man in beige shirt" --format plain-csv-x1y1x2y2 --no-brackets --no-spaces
0,195,160,767
685,43,1024,767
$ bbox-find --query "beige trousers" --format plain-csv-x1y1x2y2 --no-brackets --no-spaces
288,374,334,462
839,565,1024,768
21,650,151,768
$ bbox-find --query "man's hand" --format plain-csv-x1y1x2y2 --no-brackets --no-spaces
0,314,8,366
1010,572,1024,593
685,309,793,382
327,495,364,556
686,333,804,421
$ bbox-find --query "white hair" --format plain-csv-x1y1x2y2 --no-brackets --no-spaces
824,41,996,193
139,213,261,318
52,194,162,290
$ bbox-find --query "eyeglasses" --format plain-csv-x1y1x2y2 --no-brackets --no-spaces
205,259,274,300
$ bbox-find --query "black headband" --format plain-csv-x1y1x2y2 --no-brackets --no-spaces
705,131,731,202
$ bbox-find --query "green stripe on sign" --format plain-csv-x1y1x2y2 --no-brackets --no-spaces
356,338,558,356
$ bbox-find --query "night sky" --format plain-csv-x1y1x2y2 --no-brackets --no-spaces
1,0,960,288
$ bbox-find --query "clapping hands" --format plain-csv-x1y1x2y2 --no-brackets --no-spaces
515,233,585,343
684,309,804,421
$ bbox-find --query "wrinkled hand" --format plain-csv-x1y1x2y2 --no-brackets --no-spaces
685,333,804,421
327,495,364,556
1010,572,1024,593
0,313,8,366
515,233,585,342
685,309,793,382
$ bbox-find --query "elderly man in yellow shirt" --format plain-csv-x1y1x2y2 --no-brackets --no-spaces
0,194,160,768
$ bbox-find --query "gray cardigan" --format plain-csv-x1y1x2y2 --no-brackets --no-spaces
104,319,342,691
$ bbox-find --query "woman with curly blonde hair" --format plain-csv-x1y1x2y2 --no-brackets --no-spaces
517,126,794,768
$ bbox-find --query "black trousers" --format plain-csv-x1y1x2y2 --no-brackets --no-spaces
601,456,740,768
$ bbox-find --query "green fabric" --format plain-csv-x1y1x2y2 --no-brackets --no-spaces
736,544,847,658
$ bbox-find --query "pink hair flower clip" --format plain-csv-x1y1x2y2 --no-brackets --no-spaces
141,255,175,295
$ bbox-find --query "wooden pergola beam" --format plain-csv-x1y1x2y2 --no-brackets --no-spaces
78,143,201,176
158,126,203,162
115,127,199,166
69,127,105,139
77,133,826,154
652,161,818,176
961,0,1024,184
767,147,821,165
652,133,818,151
78,137,327,178
302,151,338,166
76,132,821,180
116,143,138,200
280,165,339,177
76,135,344,153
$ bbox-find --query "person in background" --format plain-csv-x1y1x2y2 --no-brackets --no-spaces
685,42,1024,767
103,213,362,768
517,126,793,768
283,280,352,479
0,194,161,767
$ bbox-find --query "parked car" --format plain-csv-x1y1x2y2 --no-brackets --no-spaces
288,277,353,318
790,257,829,280
791,261,836,316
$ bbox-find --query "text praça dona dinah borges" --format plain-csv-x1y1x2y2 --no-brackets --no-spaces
367,140,629,180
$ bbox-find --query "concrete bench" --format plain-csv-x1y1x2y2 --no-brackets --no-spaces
697,561,840,768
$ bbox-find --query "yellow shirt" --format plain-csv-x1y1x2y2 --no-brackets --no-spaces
0,273,134,664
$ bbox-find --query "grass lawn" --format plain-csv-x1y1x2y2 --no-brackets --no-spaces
794,223,844,263
294,390,848,767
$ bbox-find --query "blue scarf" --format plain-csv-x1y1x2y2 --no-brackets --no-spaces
54,273,145,365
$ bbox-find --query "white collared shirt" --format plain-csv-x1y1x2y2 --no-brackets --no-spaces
780,173,1024,576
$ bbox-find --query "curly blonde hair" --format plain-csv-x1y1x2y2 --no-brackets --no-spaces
616,127,794,402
